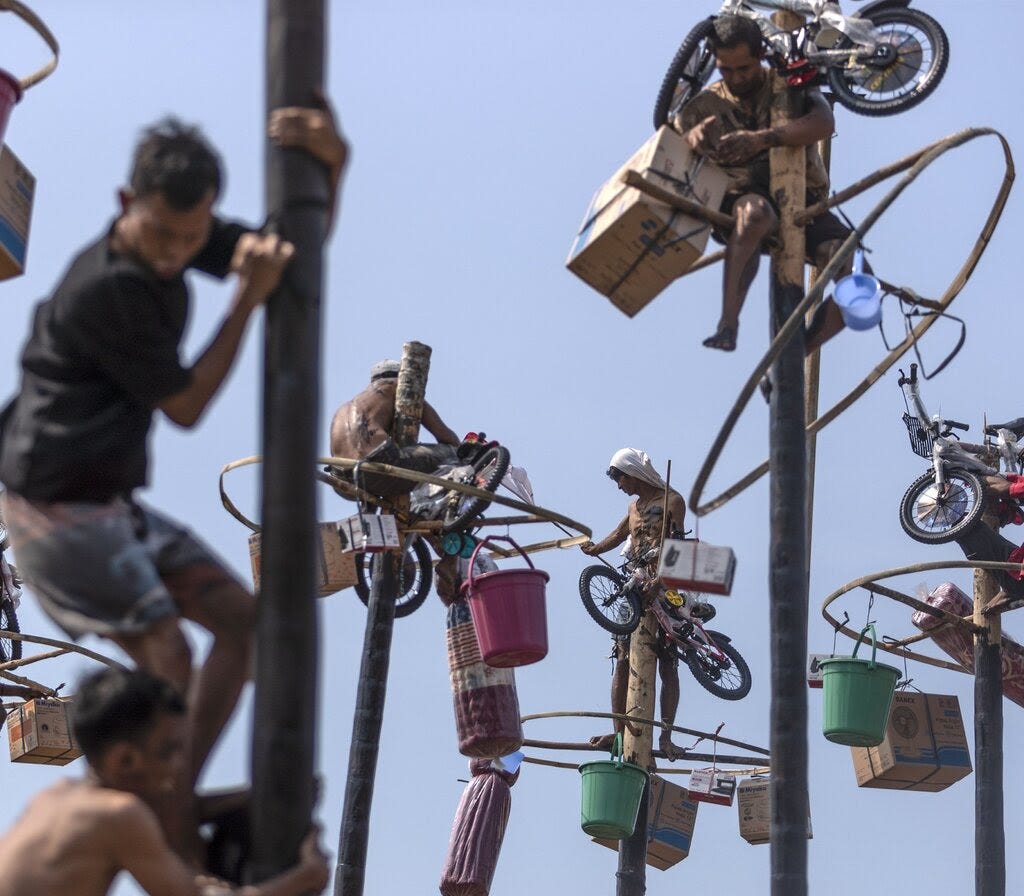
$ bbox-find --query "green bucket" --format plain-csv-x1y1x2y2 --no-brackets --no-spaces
819,624,901,747
578,733,649,839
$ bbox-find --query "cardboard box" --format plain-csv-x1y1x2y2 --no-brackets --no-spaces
337,513,400,553
658,539,736,596
687,768,737,806
807,653,834,689
737,776,812,845
0,144,34,281
7,698,81,766
593,774,699,870
566,127,729,317
248,521,358,598
851,691,972,792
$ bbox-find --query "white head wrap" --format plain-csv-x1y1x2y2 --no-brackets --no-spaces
608,447,667,491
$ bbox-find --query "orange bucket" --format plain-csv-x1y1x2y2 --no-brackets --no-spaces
461,536,549,668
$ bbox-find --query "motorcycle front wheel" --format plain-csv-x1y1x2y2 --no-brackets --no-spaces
826,7,949,116
899,469,984,545
441,445,511,533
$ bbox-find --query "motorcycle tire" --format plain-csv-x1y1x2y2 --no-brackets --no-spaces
441,445,511,533
899,469,985,545
652,16,718,130
682,630,751,701
579,565,641,637
826,7,949,117
353,537,433,618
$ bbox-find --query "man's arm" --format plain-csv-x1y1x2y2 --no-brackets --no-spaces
159,233,294,428
665,491,687,540
581,514,631,556
714,90,834,166
421,401,460,447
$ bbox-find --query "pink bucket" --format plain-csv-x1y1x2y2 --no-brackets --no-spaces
461,536,549,668
0,70,22,144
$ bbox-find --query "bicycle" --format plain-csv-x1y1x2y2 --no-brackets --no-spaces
897,362,1023,545
653,0,949,128
0,510,22,664
578,550,752,701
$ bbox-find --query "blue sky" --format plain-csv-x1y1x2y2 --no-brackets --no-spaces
1,3,1022,894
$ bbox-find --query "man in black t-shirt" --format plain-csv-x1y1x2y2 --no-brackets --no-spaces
0,106,347,862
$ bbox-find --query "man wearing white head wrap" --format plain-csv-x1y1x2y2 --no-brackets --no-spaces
329,360,461,496
580,448,695,761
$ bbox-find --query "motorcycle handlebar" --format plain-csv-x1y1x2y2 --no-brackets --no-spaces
897,363,919,388
946,420,970,432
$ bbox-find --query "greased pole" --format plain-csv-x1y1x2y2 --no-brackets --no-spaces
335,341,431,896
251,0,327,884
767,11,809,896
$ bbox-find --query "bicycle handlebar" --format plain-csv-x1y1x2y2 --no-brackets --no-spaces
945,420,970,432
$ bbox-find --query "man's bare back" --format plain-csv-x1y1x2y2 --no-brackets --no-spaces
330,380,396,459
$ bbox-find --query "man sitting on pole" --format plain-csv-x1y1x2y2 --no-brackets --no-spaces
677,14,855,353
329,360,461,497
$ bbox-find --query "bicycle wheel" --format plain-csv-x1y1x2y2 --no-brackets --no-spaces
579,566,641,636
0,598,21,664
683,630,751,701
899,469,984,545
826,8,948,117
441,446,511,533
652,17,718,130
353,537,433,618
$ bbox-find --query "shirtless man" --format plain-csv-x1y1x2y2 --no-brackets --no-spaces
580,448,694,761
0,667,329,896
329,359,460,496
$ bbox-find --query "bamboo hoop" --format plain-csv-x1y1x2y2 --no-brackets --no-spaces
820,558,1024,673
690,128,1015,517
518,710,769,775
0,0,59,90
220,455,592,557
0,629,123,694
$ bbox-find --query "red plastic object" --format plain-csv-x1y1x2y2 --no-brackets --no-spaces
0,70,22,144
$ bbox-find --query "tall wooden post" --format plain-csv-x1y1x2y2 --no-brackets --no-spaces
767,12,809,896
250,0,326,883
335,341,431,896
616,611,657,896
974,510,1005,896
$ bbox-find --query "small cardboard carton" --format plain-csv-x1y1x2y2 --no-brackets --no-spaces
850,691,972,792
687,768,737,806
658,539,736,596
807,653,833,689
566,126,729,317
0,144,35,281
592,774,699,870
737,776,813,845
7,698,82,766
248,521,358,598
337,513,400,553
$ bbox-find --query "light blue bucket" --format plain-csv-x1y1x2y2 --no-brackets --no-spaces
834,249,882,331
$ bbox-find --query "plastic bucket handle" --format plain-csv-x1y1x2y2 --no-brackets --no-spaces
466,534,536,591
850,623,879,669
609,731,624,767
0,0,60,91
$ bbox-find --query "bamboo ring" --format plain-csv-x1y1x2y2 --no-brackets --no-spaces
0,629,126,696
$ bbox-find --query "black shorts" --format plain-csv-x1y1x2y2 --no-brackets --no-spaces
714,188,850,261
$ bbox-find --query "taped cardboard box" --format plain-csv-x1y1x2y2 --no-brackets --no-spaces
658,539,735,596
687,768,737,806
566,126,729,317
737,776,812,845
249,522,358,597
593,774,699,870
8,698,82,766
338,513,400,553
851,691,971,792
807,653,833,689
0,144,34,281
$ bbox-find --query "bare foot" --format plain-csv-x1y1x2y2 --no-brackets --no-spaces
589,733,616,750
658,733,687,762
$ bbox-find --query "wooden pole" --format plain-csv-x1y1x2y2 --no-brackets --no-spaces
974,508,1005,895
335,341,431,896
768,12,808,896
250,0,326,883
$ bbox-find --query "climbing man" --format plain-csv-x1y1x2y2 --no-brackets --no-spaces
0,101,347,861
676,14,857,353
580,448,707,761
0,667,331,896
329,359,461,497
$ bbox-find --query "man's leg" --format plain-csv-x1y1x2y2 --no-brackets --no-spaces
657,653,686,761
704,193,778,351
590,639,629,750
955,522,1024,612
804,216,864,352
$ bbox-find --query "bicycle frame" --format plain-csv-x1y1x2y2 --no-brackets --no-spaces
648,593,731,663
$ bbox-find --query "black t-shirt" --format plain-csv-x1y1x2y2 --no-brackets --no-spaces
0,217,246,501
